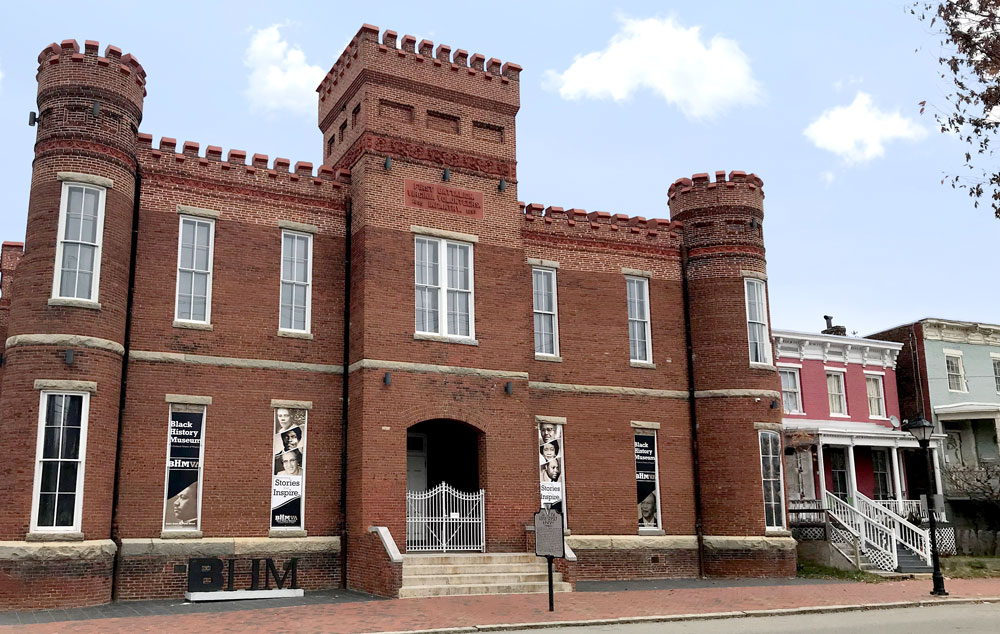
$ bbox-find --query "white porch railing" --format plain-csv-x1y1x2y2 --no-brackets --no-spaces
825,491,898,572
877,498,946,524
855,491,931,566
406,482,485,552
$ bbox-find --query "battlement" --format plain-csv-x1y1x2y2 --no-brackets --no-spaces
137,133,351,191
521,202,682,250
667,171,765,219
36,39,147,104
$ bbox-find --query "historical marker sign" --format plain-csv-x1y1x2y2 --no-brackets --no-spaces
534,506,565,559
404,179,484,219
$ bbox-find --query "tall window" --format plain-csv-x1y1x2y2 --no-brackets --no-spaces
744,278,770,364
993,357,1000,393
280,231,312,332
53,182,105,301
779,368,803,414
532,268,559,356
827,371,847,415
945,353,966,392
866,374,886,418
872,449,892,500
175,217,214,323
759,431,785,529
32,392,89,532
414,236,474,338
829,448,849,498
626,277,651,362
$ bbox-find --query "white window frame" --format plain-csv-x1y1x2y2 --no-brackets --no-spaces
992,354,1000,394
278,230,313,334
744,278,771,366
758,430,786,530
413,236,475,340
532,267,560,358
30,391,90,533
51,181,106,303
944,350,967,393
778,367,804,415
625,276,652,363
161,403,207,532
174,215,216,325
865,372,887,419
826,369,848,417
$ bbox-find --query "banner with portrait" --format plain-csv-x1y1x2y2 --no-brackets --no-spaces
163,405,205,530
635,432,660,529
271,407,307,529
538,420,564,514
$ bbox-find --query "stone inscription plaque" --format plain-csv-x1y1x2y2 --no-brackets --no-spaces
404,179,484,219
534,507,565,559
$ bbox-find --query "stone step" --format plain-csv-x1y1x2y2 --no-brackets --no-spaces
404,562,549,576
398,581,573,598
402,571,561,586
402,553,543,566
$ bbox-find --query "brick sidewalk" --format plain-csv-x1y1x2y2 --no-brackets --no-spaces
4,578,1000,633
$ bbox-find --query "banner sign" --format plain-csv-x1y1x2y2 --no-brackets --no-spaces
635,433,660,528
271,407,307,529
164,409,204,529
538,421,564,514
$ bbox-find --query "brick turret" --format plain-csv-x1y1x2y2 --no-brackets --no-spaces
0,39,145,604
668,171,791,575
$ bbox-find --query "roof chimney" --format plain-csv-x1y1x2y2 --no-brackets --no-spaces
821,315,847,337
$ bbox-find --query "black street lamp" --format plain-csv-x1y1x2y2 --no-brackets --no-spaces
902,416,948,596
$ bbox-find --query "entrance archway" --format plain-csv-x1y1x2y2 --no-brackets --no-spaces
406,419,485,552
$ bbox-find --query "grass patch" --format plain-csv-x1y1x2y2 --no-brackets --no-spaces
941,556,1000,578
796,560,889,583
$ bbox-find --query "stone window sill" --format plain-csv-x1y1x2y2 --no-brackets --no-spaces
278,329,314,340
638,527,665,536
630,360,657,369
750,362,776,371
173,320,213,331
535,354,562,363
414,332,479,346
25,531,84,542
160,530,203,539
268,529,308,538
765,528,792,537
48,297,101,310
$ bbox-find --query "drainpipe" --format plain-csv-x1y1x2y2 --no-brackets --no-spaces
680,244,705,577
339,199,352,589
110,165,142,601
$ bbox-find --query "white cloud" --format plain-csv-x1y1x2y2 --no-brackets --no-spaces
804,92,927,163
244,24,326,113
543,15,762,119
821,170,835,186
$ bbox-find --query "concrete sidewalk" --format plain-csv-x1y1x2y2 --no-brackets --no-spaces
2,578,998,633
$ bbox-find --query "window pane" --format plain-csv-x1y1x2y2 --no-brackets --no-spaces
65,395,82,426
40,462,59,493
447,290,470,336
55,494,75,527
46,395,64,426
58,462,78,492
60,427,81,459
194,244,209,271
37,494,55,527
65,187,83,239
280,303,292,330
293,306,306,330
179,270,193,295
42,427,61,459
193,271,208,298
196,222,210,248
191,295,206,321
447,244,469,290
177,294,192,320
293,284,306,308
82,189,100,242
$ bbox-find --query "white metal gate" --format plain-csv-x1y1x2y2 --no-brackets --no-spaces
406,482,485,552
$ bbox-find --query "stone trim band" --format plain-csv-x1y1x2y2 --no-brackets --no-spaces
271,399,314,410
348,358,527,379
529,381,687,399
6,334,124,356
130,350,342,374
165,394,212,405
57,172,113,189
34,379,97,394
176,204,221,219
410,225,479,243
119,536,340,557
694,389,781,399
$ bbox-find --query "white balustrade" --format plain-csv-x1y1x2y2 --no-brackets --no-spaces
855,491,931,566
825,491,898,571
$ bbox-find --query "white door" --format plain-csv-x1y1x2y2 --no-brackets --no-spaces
407,433,428,491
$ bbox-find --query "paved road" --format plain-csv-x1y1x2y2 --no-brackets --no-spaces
499,603,1000,633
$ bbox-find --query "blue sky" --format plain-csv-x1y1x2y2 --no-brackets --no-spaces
0,1,996,335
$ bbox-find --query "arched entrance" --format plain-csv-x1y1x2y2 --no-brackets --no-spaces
406,419,485,552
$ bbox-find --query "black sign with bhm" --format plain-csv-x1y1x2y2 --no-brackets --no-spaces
187,557,299,592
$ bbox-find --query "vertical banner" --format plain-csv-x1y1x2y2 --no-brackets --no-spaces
635,432,660,528
538,421,564,514
164,406,205,529
271,407,307,529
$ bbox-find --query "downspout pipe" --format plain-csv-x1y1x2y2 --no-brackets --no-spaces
680,244,706,577
110,165,142,601
339,199,352,590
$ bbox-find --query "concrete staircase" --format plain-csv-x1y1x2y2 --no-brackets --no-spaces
399,553,573,598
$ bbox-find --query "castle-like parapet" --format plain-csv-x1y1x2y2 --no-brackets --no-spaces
521,202,682,252
667,171,766,253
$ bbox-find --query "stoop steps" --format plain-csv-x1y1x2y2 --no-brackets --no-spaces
399,553,573,598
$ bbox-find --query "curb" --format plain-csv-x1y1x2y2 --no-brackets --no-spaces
371,596,1000,634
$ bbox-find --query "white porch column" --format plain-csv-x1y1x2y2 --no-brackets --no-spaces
931,444,944,496
891,446,904,502
816,439,827,504
847,443,858,500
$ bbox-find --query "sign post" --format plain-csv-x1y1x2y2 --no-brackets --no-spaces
533,504,564,612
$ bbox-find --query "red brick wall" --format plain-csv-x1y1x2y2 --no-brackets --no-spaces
704,548,796,577
0,555,113,610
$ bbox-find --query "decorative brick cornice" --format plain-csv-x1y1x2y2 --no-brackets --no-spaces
522,229,681,258
141,172,344,212
687,245,765,258
335,130,516,179
34,139,135,172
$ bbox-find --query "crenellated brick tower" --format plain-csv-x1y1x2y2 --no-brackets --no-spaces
0,40,145,607
668,171,792,575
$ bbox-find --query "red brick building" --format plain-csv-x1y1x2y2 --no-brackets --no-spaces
0,25,793,609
